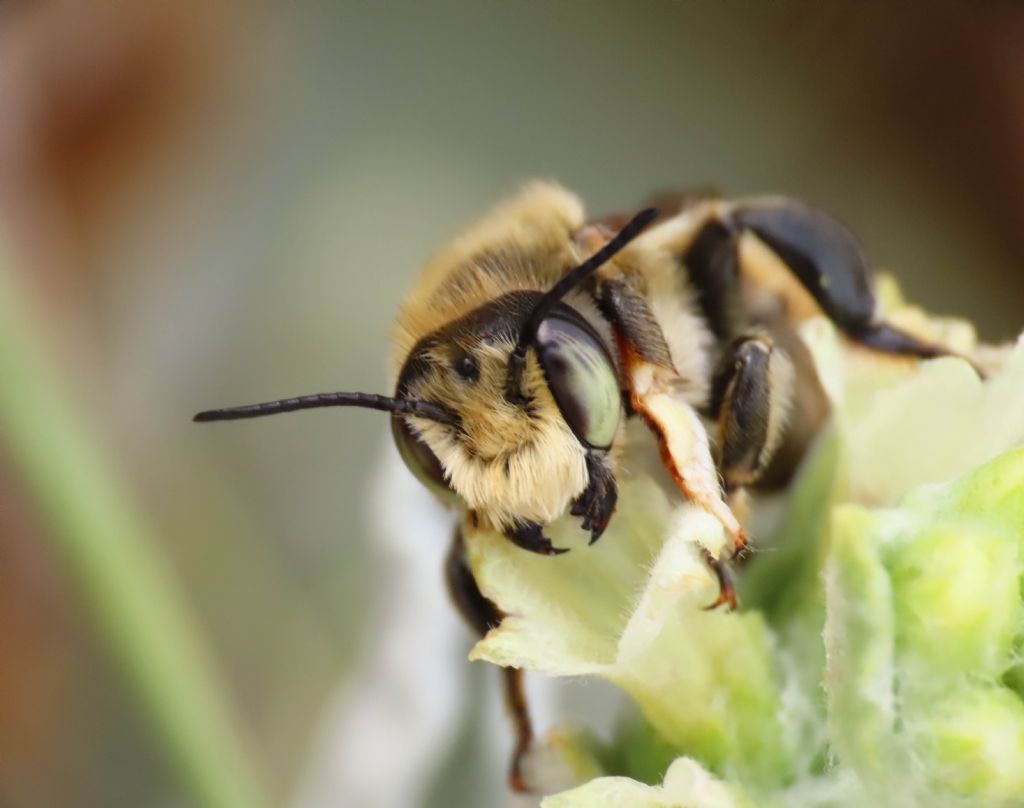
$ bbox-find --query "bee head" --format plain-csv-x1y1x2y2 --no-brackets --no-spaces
392,291,623,529
391,208,656,531
193,200,655,534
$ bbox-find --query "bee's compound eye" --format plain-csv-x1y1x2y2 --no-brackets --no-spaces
535,316,620,449
391,416,462,505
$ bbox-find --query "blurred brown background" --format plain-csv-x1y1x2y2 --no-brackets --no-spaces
2,2,1022,806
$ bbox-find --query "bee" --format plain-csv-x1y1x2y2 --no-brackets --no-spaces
195,182,954,790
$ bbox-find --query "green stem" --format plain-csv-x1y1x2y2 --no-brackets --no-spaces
0,255,267,808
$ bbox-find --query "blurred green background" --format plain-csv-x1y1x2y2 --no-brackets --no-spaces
2,2,1022,806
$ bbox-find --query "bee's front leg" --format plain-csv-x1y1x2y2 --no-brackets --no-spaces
445,526,534,792
628,354,747,556
597,276,746,559
570,450,618,544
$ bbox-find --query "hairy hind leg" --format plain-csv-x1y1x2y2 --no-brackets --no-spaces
707,333,795,497
684,196,967,364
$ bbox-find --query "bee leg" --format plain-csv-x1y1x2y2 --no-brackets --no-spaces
687,198,965,363
708,334,794,499
597,276,746,556
570,451,618,544
638,380,747,557
678,216,743,341
445,527,534,792
505,521,570,556
597,275,678,370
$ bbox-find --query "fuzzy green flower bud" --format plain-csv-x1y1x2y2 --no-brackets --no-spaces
826,450,1024,803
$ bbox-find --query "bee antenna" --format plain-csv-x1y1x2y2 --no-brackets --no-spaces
505,206,659,401
193,392,459,425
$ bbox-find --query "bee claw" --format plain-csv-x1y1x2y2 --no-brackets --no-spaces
703,588,737,611
571,453,618,547
508,768,528,793
506,522,569,556
701,548,738,611
587,519,609,545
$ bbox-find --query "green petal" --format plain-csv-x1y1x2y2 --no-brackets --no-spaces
824,448,1024,802
930,446,1024,538
823,505,901,786
889,523,1020,683
913,688,1024,799
543,775,665,808
468,471,792,789
542,757,753,808
467,475,676,676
